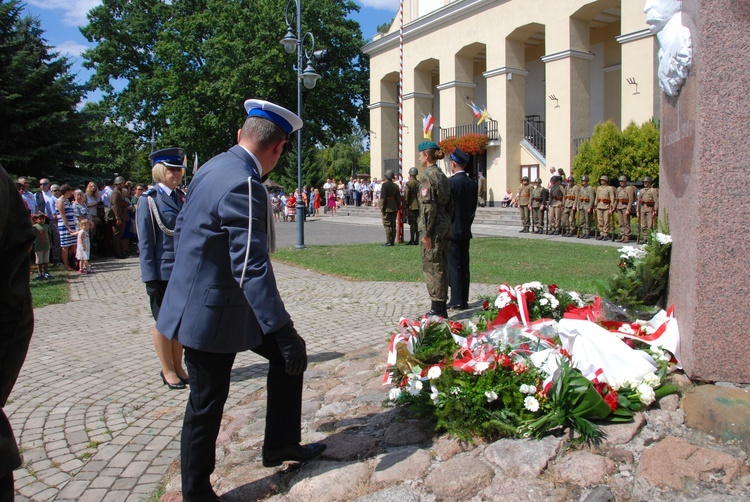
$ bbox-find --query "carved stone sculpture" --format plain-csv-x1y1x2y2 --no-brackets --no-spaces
644,0,693,97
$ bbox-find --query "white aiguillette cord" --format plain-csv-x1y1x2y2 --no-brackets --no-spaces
239,177,276,287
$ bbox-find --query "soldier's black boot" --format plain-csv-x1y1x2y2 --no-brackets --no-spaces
426,301,448,318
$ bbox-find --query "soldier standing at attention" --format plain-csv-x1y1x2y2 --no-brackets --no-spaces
379,169,401,246
615,175,636,242
405,167,420,245
417,141,453,318
548,175,565,235
595,175,616,240
516,176,533,233
562,175,580,237
477,171,487,207
446,149,477,311
577,175,595,238
637,176,659,242
530,177,548,234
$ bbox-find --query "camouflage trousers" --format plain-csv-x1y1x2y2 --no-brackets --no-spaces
421,234,449,301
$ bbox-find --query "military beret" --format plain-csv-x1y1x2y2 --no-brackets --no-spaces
418,141,439,152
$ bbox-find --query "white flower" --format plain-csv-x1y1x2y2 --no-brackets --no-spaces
522,281,543,290
543,293,559,309
568,291,585,307
649,346,669,362
450,386,461,395
519,384,537,395
485,391,498,402
643,372,661,388
607,377,624,391
427,366,442,380
539,298,549,306
475,361,490,374
619,246,647,260
407,379,423,396
389,388,403,401
467,321,478,333
636,383,656,405
494,292,512,309
524,396,540,412
655,233,672,245
430,383,440,404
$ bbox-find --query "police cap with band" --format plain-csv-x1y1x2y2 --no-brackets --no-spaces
449,148,470,165
244,99,303,134
149,147,186,168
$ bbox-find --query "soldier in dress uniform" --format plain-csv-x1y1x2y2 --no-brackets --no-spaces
404,167,420,245
637,176,659,242
530,177,548,234
548,175,565,235
446,149,477,311
577,175,595,238
614,175,636,243
417,141,453,318
595,175,616,240
562,175,580,237
137,147,189,390
516,176,533,233
379,169,401,246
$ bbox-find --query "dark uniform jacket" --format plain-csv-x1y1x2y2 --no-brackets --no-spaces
449,171,478,240
405,177,420,211
155,145,289,353
379,179,401,212
137,184,184,283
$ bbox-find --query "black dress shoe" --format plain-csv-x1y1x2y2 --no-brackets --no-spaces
458,304,469,310
446,303,460,310
383,242,393,247
262,443,326,467
426,309,448,318
161,371,186,390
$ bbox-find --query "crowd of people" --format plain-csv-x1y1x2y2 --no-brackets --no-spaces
15,176,148,277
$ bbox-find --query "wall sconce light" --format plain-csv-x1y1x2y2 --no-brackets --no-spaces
626,77,640,95
548,94,559,108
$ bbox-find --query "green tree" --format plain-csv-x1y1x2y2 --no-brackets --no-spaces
572,120,660,184
81,0,369,167
0,0,87,177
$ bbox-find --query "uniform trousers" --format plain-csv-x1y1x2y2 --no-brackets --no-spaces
448,239,471,307
562,207,576,232
531,206,543,230
382,211,396,244
421,234,449,302
549,205,563,233
181,337,302,501
640,208,656,235
616,207,631,237
518,204,530,229
596,207,611,235
578,209,592,236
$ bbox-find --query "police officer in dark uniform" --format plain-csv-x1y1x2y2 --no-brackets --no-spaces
137,148,189,390
379,169,400,246
155,100,325,500
405,167,420,244
446,149,477,311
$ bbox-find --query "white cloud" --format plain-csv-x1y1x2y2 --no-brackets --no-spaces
55,40,91,59
356,0,401,11
27,0,101,28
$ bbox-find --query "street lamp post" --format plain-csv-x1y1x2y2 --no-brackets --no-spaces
281,0,321,249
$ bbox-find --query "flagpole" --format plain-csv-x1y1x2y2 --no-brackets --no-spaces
398,0,404,177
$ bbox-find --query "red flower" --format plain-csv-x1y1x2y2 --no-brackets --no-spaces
448,321,463,334
512,362,528,374
559,348,572,360
482,300,490,311
604,391,619,412
525,291,536,303
623,338,636,349
618,261,627,269
497,354,512,368
548,284,559,295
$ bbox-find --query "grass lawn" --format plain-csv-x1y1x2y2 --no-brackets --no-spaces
29,269,71,308
273,237,621,294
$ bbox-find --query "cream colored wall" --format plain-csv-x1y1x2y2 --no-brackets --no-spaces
366,0,657,200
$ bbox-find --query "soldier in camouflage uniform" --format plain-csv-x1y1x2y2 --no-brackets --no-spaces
562,175,580,237
595,175,616,240
405,167,420,245
577,175,595,238
637,176,659,242
530,177,548,234
417,141,453,318
548,175,565,235
379,169,401,246
614,175,636,243
516,176,533,232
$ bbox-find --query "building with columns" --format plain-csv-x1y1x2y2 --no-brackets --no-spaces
363,0,659,206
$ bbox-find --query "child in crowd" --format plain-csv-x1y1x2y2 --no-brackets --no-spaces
76,218,94,274
31,213,52,279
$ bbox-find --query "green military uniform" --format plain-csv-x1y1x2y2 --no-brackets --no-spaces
405,169,420,245
477,173,487,207
638,177,659,241
548,177,565,235
379,171,401,246
595,176,616,240
562,177,580,236
615,176,636,242
517,177,533,232
530,179,548,234
418,164,453,309
577,177,595,238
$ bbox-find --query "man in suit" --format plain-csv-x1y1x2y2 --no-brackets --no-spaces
446,149,477,311
155,99,325,501
379,169,400,246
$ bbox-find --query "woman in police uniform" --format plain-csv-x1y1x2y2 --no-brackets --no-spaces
137,148,189,389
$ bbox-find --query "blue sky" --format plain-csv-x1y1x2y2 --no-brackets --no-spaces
23,0,399,100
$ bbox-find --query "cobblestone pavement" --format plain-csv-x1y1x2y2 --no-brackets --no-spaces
8,218,618,500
